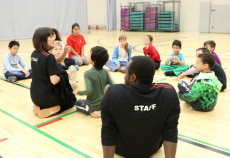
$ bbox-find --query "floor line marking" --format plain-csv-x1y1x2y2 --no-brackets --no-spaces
219,52,230,58
178,137,230,156
0,138,8,143
0,76,30,89
36,118,63,128
135,35,209,48
0,109,92,158
0,50,31,56
179,134,230,152
34,111,78,127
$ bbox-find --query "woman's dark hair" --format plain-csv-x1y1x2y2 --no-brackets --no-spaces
8,40,20,48
52,28,62,41
72,23,80,33
128,56,155,85
91,46,109,70
33,27,54,52
172,40,182,48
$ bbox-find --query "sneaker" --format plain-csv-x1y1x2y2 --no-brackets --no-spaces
76,104,90,115
70,65,79,71
119,67,126,73
91,111,101,118
33,105,41,115
116,67,121,72
37,105,60,119
8,76,17,82
164,71,175,76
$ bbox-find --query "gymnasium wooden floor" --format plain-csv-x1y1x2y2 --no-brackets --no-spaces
0,30,230,158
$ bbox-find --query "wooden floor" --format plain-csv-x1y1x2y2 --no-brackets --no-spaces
0,30,230,158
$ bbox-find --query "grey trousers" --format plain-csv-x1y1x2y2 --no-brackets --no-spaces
71,55,88,66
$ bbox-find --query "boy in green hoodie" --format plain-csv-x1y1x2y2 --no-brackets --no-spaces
178,52,222,111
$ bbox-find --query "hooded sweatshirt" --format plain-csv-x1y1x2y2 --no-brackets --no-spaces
179,71,222,111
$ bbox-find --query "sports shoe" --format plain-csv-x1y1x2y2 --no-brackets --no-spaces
37,105,60,119
76,104,90,115
70,65,79,71
8,76,17,82
116,67,121,72
119,67,126,73
164,71,175,76
91,111,101,118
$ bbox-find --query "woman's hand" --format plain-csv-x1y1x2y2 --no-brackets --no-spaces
64,45,71,54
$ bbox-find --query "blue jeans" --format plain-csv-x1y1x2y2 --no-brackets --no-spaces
106,60,128,72
4,69,32,80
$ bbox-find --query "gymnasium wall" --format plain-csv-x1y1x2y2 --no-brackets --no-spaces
0,0,88,41
87,0,106,26
87,0,230,33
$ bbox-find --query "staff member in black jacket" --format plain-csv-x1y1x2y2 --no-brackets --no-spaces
31,27,76,119
101,56,180,158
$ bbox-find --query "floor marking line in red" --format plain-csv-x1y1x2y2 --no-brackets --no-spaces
36,118,63,128
0,138,8,142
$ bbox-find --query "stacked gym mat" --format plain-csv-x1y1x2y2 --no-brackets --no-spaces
158,11,177,31
121,7,128,30
130,12,145,30
145,6,158,31
125,11,130,30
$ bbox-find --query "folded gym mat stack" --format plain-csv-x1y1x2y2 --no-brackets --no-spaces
158,11,177,31
130,11,145,30
125,11,130,30
145,6,158,31
145,6,151,30
121,7,128,30
150,6,158,30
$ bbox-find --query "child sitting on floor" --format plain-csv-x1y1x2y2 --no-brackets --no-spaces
176,48,227,91
161,40,189,76
3,40,32,82
143,35,161,70
178,53,222,111
105,35,132,73
52,28,78,70
67,23,88,66
50,41,79,90
73,46,113,118
204,40,222,67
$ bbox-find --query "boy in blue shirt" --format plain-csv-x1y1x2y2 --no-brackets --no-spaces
161,40,189,76
2,41,32,82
